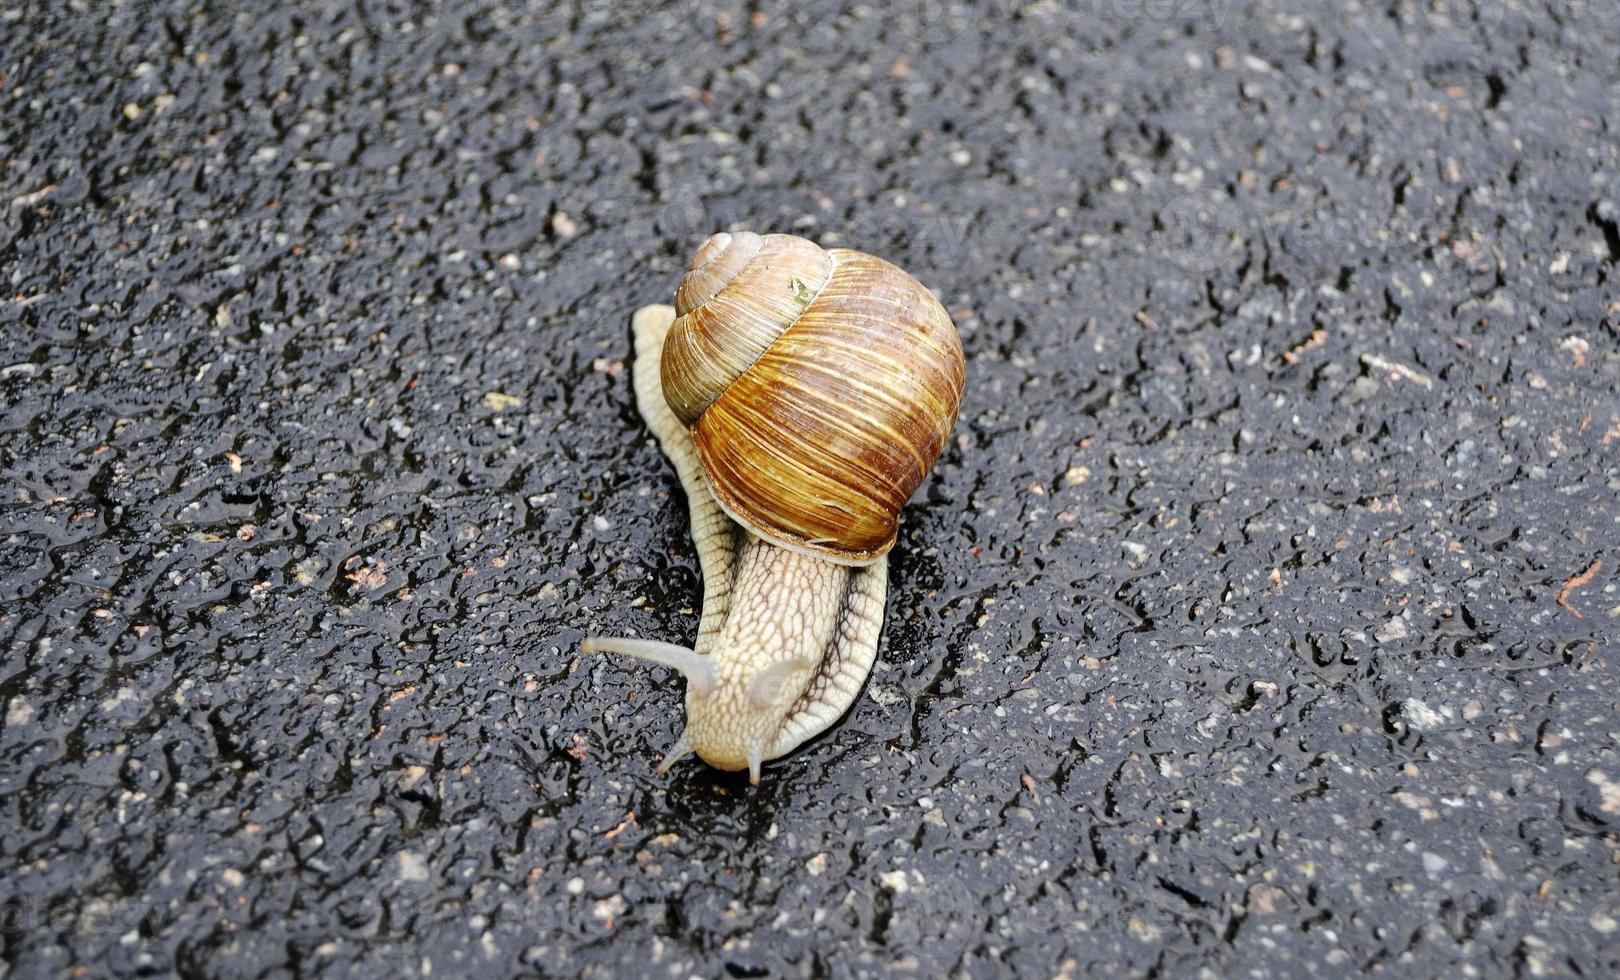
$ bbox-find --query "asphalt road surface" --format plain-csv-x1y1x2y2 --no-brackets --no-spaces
2,1,1618,977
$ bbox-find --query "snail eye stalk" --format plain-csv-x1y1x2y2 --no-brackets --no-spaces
582,636,717,695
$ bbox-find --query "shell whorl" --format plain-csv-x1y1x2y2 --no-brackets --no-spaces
660,232,965,564
662,233,833,426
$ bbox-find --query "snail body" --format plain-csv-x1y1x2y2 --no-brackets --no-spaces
585,233,963,782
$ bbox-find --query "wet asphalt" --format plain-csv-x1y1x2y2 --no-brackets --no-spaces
2,0,1619,977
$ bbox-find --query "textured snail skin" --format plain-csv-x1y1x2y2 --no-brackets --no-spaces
584,305,886,782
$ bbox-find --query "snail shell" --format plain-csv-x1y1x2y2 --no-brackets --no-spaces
660,231,965,564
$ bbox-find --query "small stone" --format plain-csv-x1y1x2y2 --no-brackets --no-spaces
592,515,611,532
221,867,246,888
949,149,971,166
1391,790,1438,820
347,563,389,591
551,212,578,239
591,894,626,923
1063,465,1091,486
1586,770,1620,815
5,697,33,727
398,765,428,790
1374,617,1409,644
867,684,902,706
397,851,430,882
483,391,523,411
1402,698,1450,732
880,870,910,894
499,253,521,270
566,733,588,761
1593,911,1617,933
806,853,828,876
122,102,142,120
1247,884,1284,915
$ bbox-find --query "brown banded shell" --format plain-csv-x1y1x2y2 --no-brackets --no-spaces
660,232,965,564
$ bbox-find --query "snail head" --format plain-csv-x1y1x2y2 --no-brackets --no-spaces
581,635,812,784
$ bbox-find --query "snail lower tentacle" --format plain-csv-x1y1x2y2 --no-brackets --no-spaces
578,636,716,694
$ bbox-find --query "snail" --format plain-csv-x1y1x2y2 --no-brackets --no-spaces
584,231,964,783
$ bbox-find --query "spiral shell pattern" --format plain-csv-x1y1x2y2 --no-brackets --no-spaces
660,232,965,564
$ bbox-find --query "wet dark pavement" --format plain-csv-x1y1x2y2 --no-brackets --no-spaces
3,1,1619,976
